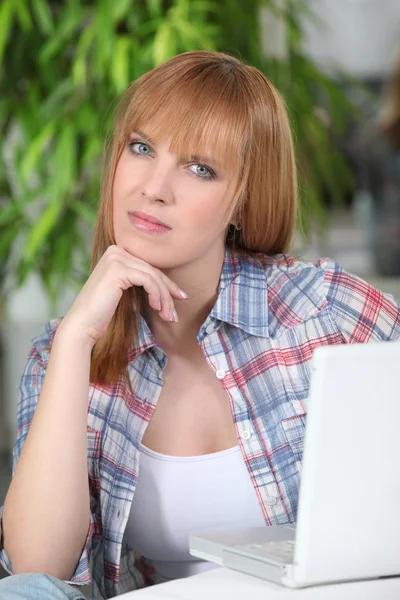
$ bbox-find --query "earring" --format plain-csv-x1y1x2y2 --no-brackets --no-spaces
235,222,242,231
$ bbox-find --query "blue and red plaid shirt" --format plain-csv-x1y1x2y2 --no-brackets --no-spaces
1,248,400,599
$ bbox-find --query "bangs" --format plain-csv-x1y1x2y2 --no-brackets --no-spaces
121,62,250,190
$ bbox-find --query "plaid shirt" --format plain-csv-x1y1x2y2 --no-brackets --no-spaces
1,249,400,599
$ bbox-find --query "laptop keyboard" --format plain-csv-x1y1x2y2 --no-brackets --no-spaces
234,539,295,564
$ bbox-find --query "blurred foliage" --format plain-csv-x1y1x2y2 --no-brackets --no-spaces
0,0,358,306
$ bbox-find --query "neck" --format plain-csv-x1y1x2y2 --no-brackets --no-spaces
143,246,226,351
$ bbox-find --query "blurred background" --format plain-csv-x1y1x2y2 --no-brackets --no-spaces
1,0,400,581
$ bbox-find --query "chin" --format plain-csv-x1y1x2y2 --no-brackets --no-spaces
116,235,178,269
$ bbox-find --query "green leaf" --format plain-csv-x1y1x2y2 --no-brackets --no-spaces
95,0,115,71
20,121,55,183
39,5,85,63
152,22,177,66
39,80,73,120
111,36,132,93
176,0,190,19
0,223,19,260
82,137,102,166
14,0,32,32
23,198,64,262
72,54,87,87
74,21,96,60
16,257,35,287
112,0,133,22
191,0,219,12
31,0,54,35
52,232,72,279
146,0,163,19
174,17,214,48
70,199,97,225
0,0,15,66
136,17,162,37
75,105,98,135
0,201,21,227
52,124,77,194
130,37,149,79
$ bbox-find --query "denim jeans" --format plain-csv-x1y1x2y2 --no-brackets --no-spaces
0,573,88,599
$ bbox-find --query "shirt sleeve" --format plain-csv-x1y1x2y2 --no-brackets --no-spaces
317,258,400,342
0,319,99,586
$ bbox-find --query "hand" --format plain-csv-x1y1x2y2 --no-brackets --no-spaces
60,245,187,343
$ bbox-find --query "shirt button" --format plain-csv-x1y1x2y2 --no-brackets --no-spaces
267,496,277,506
241,430,251,440
216,369,226,379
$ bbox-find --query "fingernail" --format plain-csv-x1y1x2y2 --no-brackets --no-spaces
170,308,179,322
179,289,188,299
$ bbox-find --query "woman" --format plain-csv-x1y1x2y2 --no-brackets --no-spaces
0,50,399,600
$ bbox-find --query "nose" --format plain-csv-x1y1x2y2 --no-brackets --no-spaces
141,158,175,205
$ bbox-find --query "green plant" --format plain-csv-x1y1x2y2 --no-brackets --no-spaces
0,0,357,308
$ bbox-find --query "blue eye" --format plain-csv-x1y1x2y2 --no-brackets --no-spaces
128,141,152,155
189,164,216,180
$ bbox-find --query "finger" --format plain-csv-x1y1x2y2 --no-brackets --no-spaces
115,260,175,321
117,249,188,300
114,256,180,318
122,269,173,321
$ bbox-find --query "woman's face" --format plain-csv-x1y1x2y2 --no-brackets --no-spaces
112,128,237,269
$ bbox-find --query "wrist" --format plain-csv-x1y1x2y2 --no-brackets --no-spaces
55,317,96,352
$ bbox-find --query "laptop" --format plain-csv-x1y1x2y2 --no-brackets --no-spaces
189,341,400,588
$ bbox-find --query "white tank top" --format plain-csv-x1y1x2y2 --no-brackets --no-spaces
124,443,266,581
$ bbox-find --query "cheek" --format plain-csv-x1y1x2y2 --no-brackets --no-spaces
182,187,231,228
113,151,150,198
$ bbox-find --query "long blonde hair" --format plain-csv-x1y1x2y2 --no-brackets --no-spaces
90,50,298,386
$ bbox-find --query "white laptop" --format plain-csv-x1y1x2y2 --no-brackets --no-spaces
189,341,400,588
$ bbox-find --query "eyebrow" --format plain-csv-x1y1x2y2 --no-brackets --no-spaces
131,129,221,171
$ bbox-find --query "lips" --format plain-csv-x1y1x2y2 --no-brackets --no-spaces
129,211,171,229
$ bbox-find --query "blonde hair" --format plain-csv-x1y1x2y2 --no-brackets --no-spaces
379,44,400,148
90,50,297,385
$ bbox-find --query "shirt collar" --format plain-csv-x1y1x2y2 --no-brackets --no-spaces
209,247,270,338
135,247,270,354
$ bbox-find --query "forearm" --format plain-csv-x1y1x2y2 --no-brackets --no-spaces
2,324,94,580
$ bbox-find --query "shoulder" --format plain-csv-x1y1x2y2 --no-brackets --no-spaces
247,251,373,299
313,257,400,342
240,253,400,341
243,251,330,314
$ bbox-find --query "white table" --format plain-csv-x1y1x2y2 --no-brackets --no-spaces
117,567,400,599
